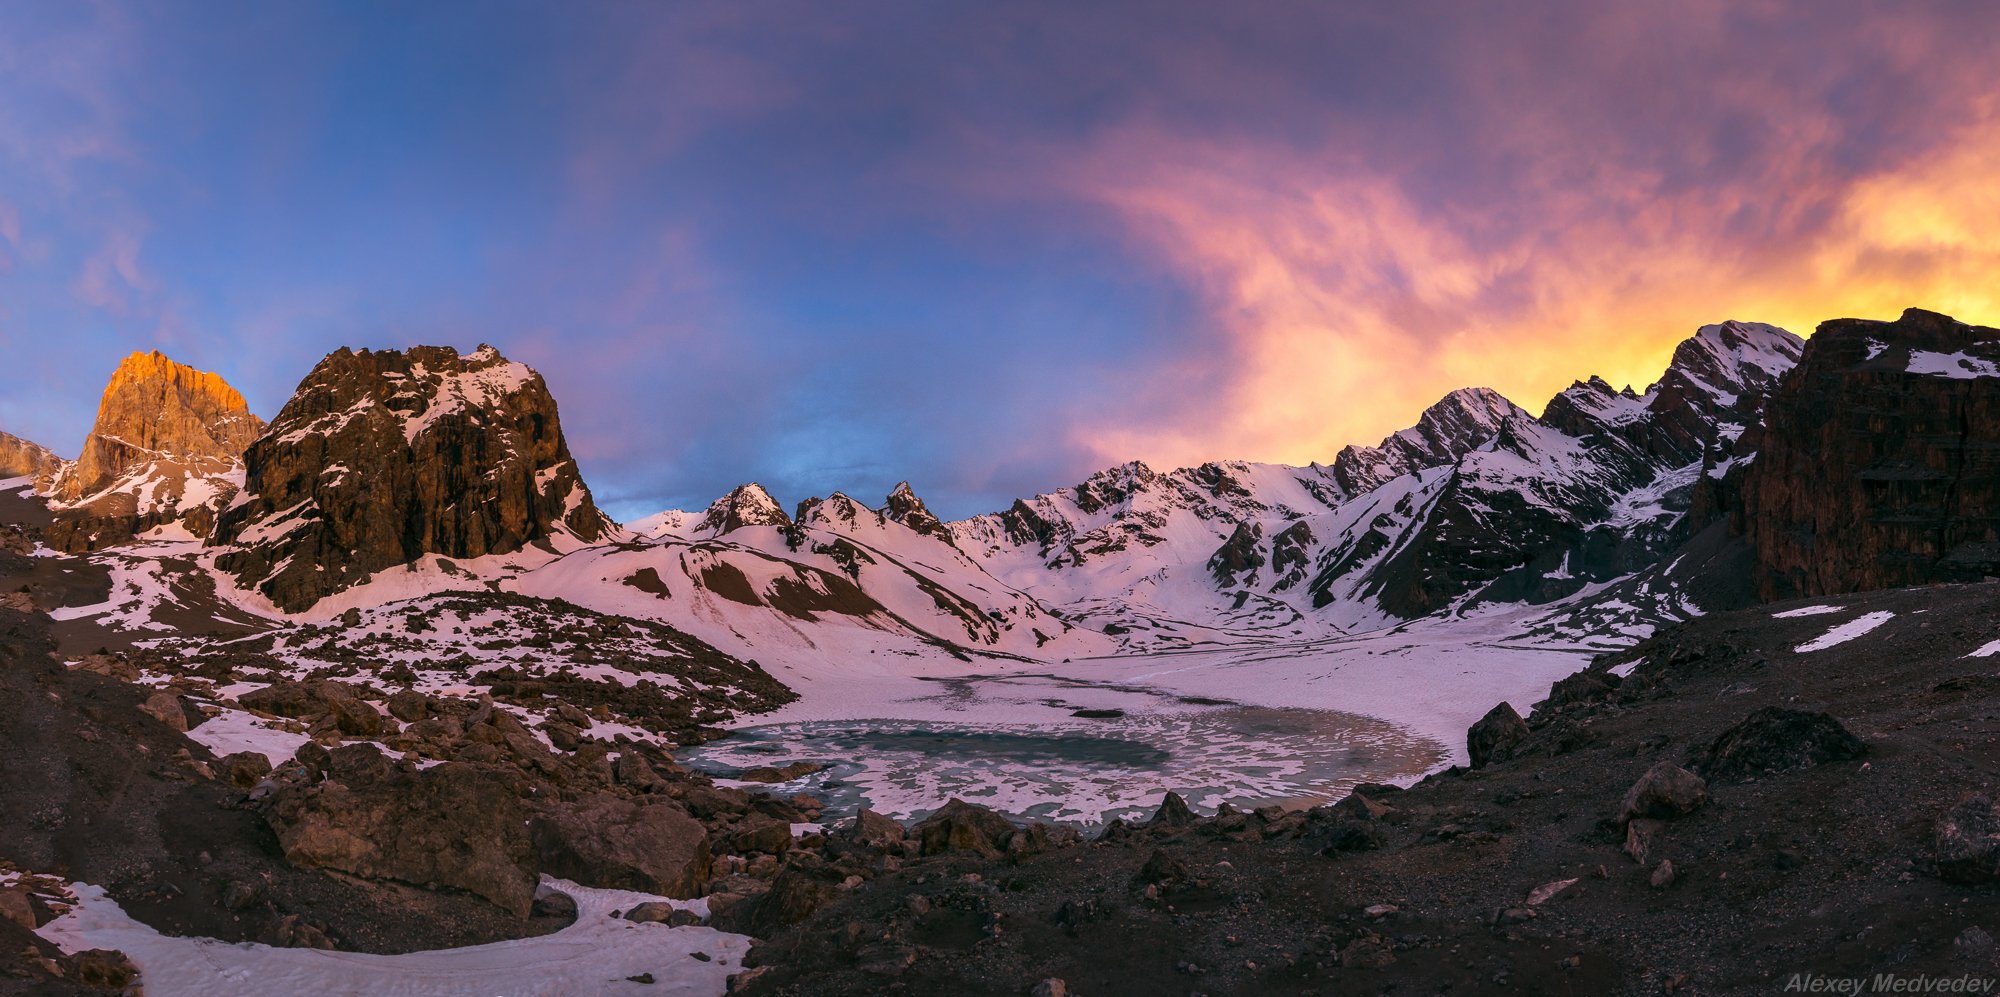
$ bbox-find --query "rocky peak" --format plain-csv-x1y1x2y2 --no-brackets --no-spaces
1739,308,2000,599
793,492,863,530
53,352,264,506
41,351,264,550
212,343,612,611
883,481,947,538
52,351,262,503
699,483,791,535
1332,386,1526,494
1667,321,1804,400
1071,461,1158,516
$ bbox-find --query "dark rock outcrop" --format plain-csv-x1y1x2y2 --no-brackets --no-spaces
1696,706,1867,782
1332,387,1526,495
212,345,612,611
1206,521,1264,586
699,483,791,535
1739,308,2000,600
1467,702,1529,769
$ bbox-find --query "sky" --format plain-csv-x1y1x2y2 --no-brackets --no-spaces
2,1,1998,522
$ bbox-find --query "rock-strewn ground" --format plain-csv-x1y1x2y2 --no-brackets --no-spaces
732,582,2000,996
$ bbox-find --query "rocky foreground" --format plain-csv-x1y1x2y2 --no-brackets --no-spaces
729,583,2000,996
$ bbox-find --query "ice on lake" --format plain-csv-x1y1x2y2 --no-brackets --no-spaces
680,705,1444,826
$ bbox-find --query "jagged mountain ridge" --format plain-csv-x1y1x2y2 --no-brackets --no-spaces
20,317,1828,664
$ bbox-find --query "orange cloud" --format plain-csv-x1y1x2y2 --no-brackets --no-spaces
1064,106,2000,471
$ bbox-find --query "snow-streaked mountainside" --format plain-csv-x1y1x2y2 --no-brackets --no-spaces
25,321,1812,690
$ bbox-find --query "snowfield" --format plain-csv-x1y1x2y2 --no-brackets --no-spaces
38,879,749,997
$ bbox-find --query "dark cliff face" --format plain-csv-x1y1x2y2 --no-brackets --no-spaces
1740,309,2000,601
213,345,612,612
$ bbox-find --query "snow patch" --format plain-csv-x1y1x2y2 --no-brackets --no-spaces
1794,611,1895,653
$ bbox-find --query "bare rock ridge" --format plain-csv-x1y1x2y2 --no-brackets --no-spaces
212,344,612,612
0,430,62,487
45,351,265,551
1738,308,2000,599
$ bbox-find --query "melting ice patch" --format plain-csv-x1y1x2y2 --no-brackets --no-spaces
1771,605,1846,618
1966,638,2000,659
682,706,1444,826
1793,611,1895,653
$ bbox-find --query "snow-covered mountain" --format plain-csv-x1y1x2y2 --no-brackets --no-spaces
19,320,1812,676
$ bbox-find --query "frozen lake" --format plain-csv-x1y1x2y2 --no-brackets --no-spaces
679,704,1443,826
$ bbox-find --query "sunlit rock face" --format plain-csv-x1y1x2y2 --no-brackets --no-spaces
45,351,265,551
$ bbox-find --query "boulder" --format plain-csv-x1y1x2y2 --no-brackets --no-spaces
1697,707,1866,782
1330,790,1395,822
1618,761,1708,825
72,653,139,682
529,792,711,899
386,689,430,723
728,818,794,857
914,799,1019,858
847,809,906,849
1935,794,2000,884
1467,702,1529,769
1148,791,1196,828
139,690,189,732
264,744,537,916
1624,818,1663,865
216,750,274,789
747,857,844,936
70,949,140,988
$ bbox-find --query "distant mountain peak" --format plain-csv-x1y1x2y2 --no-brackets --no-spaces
883,480,947,537
1331,385,1527,494
701,482,791,535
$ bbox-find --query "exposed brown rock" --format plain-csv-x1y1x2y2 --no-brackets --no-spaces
1467,702,1529,769
212,345,612,611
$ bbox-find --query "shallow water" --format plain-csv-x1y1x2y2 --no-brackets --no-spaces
678,706,1445,826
